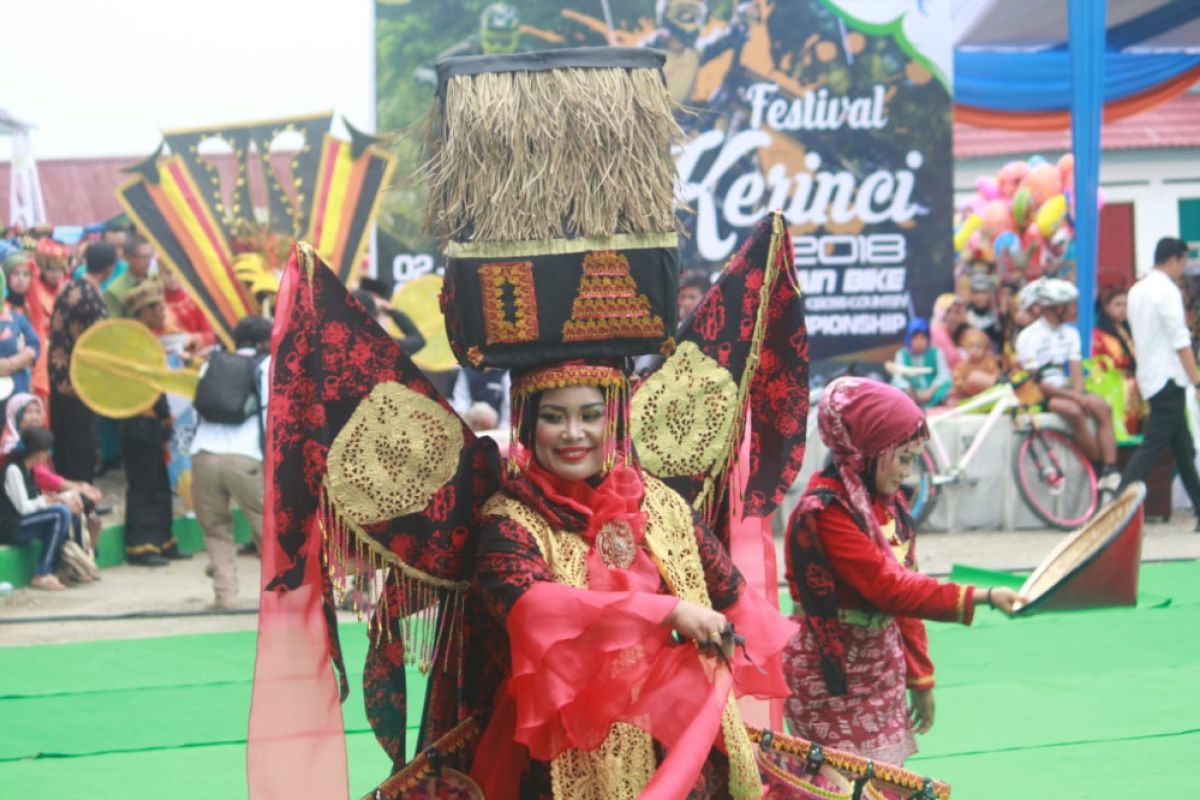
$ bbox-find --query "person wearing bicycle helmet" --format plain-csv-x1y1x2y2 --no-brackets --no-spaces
783,377,1025,765
1015,278,1121,496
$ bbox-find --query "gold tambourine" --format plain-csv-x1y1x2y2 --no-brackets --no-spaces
391,274,455,372
69,319,201,418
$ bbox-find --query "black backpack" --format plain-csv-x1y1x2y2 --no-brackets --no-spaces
193,350,266,424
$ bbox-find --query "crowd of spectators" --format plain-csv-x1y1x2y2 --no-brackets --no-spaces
891,238,1200,504
0,224,262,604
6,221,1197,595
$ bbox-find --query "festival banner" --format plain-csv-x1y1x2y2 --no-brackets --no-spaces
8,127,47,228
374,0,953,360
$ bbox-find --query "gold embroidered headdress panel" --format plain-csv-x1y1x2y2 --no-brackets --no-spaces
424,47,683,369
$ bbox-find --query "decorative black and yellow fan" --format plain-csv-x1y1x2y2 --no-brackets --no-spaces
69,319,201,418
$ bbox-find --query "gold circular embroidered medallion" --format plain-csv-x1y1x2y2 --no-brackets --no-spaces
595,519,637,569
326,382,464,525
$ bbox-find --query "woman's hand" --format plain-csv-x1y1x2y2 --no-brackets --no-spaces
973,586,1028,616
909,688,935,734
664,600,731,658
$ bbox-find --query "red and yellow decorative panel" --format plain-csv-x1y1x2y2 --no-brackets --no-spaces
478,260,540,345
561,251,664,342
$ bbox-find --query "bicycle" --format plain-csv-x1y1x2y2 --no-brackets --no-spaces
902,379,1100,531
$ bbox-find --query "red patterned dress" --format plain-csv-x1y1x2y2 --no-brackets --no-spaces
783,473,974,765
467,456,795,800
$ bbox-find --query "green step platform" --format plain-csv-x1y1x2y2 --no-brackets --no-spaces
0,511,254,587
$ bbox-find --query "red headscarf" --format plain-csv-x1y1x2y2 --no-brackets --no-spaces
817,377,927,549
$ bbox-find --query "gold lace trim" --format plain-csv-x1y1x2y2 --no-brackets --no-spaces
547,722,657,800
631,213,791,524
483,476,762,799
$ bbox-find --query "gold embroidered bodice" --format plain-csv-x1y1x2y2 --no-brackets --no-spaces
481,475,762,799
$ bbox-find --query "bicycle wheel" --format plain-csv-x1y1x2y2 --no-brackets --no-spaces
902,448,939,529
1013,429,1098,530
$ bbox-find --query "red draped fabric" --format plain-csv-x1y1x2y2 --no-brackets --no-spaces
474,581,792,800
729,410,784,730
246,259,349,800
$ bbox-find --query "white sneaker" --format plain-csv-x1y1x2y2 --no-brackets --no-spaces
1097,471,1121,494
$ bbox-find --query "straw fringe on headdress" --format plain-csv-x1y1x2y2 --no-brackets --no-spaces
424,60,680,243
429,48,684,371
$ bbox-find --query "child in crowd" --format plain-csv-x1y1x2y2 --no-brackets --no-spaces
2,393,105,542
891,317,951,408
1092,287,1142,436
965,272,1005,353
0,427,86,590
951,328,1001,402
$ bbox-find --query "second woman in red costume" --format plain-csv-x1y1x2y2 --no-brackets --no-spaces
784,377,1025,765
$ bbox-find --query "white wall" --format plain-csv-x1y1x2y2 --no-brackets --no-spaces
955,147,1200,277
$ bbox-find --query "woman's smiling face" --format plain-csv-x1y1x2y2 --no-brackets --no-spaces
534,386,606,481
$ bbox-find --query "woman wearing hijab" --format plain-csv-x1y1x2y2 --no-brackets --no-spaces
0,253,41,411
930,293,966,370
784,378,1024,765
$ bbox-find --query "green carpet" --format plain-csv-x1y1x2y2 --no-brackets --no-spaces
1,562,1198,798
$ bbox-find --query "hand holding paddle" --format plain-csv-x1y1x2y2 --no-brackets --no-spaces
974,586,1027,616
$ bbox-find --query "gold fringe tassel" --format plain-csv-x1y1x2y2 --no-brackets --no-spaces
319,484,467,673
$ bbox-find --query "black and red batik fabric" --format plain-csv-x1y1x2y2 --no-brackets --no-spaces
657,212,809,531
247,245,499,798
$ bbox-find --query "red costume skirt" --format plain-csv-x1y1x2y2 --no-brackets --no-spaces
782,615,917,766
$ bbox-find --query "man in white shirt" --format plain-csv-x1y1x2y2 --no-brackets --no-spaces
1015,279,1120,494
1119,238,1200,524
190,316,271,609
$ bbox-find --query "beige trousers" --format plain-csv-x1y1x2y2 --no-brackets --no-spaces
191,452,264,600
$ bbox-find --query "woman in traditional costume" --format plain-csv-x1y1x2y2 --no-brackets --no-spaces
1092,287,1142,436
784,377,1024,765
468,359,795,799
249,43,956,800
30,239,69,419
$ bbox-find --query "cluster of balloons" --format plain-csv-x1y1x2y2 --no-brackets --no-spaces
954,154,1102,282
